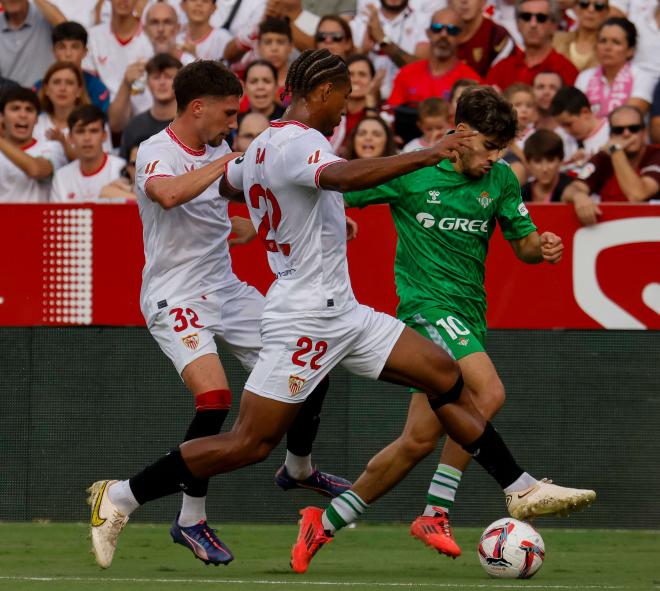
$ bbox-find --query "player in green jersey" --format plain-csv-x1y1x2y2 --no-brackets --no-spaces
343,86,564,558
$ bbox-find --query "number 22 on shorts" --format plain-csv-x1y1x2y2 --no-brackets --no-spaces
291,336,328,370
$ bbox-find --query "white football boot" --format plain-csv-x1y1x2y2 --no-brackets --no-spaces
506,478,596,520
87,480,129,568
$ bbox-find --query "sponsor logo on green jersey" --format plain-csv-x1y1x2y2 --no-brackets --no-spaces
415,212,489,233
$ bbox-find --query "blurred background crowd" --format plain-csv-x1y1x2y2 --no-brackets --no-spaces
0,0,659,225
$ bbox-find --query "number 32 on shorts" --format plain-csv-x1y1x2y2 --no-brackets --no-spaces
291,337,328,370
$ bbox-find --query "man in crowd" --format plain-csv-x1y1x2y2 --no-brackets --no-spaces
0,87,66,202
550,86,610,167
532,70,563,129
486,0,579,90
387,8,481,107
33,21,110,113
0,0,65,87
451,0,514,77
119,53,181,160
562,105,660,225
51,105,126,203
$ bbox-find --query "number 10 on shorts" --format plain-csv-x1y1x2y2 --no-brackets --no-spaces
436,315,470,341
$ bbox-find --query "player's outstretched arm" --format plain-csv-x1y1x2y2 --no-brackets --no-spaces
146,152,241,209
318,130,478,193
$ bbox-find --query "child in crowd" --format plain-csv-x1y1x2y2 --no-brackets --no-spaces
402,97,450,153
504,83,539,148
0,87,66,203
178,0,232,61
50,105,127,203
257,17,294,90
521,129,574,202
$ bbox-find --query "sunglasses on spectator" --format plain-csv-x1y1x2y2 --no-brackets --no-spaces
611,123,644,134
517,11,550,22
429,23,462,36
315,32,346,43
577,0,608,9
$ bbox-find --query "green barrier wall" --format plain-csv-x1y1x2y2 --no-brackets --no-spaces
1,328,658,528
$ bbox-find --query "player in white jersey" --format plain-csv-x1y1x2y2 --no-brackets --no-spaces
51,106,127,203
87,52,595,571
0,87,66,203
86,60,349,569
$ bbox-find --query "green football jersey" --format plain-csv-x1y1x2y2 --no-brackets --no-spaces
344,159,537,331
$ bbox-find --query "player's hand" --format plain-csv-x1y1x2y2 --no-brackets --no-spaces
346,216,358,241
426,130,478,164
573,192,602,226
228,215,257,247
540,231,563,264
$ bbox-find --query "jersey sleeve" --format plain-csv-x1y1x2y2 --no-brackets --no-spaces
224,154,245,193
344,177,402,208
135,145,176,196
50,169,66,203
495,167,537,240
281,130,344,189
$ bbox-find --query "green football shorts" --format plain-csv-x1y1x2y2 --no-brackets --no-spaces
405,307,486,361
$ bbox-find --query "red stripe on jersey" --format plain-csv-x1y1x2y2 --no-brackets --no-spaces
166,126,206,156
314,160,344,189
81,153,108,177
113,23,142,46
20,138,37,151
195,389,232,411
270,120,309,130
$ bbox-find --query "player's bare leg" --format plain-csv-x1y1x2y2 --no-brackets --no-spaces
292,328,595,573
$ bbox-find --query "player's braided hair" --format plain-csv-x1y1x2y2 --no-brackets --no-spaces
283,49,348,100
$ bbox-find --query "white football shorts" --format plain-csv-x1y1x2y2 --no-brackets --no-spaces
245,303,405,403
147,280,264,375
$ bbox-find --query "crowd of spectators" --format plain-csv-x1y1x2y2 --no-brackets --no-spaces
0,0,659,225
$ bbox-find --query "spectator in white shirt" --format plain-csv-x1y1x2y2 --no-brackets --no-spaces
51,105,127,203
0,87,66,203
178,0,233,61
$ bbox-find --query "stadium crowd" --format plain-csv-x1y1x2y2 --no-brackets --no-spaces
0,0,659,225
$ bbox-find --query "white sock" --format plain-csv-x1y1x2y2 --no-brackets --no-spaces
178,494,207,527
108,480,140,516
284,451,313,480
423,464,462,516
503,472,538,494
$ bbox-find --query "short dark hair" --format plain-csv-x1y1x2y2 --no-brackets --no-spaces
454,86,518,146
347,116,398,159
244,59,278,82
608,104,644,127
599,16,637,48
52,21,88,46
524,128,564,161
418,97,449,121
549,86,591,116
259,16,292,41
0,86,40,114
345,53,375,78
146,53,183,76
173,60,243,112
68,104,106,130
284,48,349,99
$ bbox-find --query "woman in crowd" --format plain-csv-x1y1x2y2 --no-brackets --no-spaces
575,17,656,116
314,15,354,61
240,59,285,121
554,0,610,71
347,116,398,159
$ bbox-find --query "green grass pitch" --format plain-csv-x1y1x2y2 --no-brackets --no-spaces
0,523,658,591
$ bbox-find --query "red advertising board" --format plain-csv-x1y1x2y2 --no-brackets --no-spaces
2,203,659,329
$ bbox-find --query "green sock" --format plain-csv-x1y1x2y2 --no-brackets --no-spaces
321,490,368,534
423,464,462,516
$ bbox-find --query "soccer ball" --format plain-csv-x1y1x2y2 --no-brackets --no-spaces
477,518,545,579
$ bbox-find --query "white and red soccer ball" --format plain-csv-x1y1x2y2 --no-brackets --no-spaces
478,518,545,579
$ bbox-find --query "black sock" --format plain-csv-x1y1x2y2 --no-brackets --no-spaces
182,409,229,497
129,448,196,505
286,376,329,456
463,422,524,489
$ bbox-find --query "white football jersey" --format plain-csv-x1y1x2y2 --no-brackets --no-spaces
83,23,154,98
51,154,126,203
226,120,355,320
0,138,66,203
136,126,237,319
177,27,233,61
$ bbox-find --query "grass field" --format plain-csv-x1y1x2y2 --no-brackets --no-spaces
0,523,658,591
